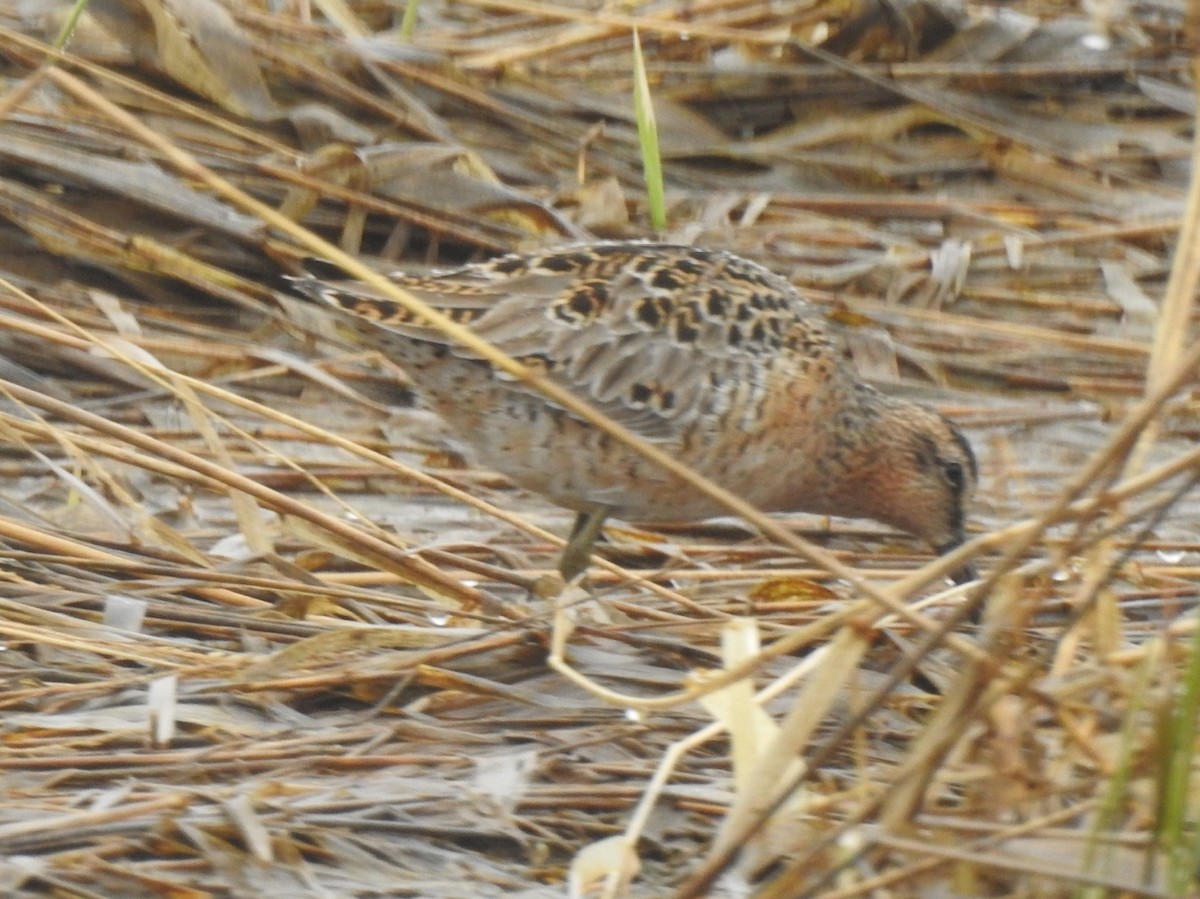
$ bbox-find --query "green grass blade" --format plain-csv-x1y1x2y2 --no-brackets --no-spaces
631,28,666,231
1161,621,1200,895
55,0,91,50
400,0,420,38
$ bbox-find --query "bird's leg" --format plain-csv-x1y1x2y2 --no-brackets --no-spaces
560,506,611,581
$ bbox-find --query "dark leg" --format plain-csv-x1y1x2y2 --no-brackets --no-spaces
560,506,611,581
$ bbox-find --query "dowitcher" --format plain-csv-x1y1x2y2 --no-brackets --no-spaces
294,242,976,580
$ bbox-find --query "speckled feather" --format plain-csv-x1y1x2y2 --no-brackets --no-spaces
294,242,976,553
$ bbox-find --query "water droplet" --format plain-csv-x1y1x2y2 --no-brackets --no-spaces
427,611,450,626
1157,550,1186,564
624,708,643,723
1052,568,1072,582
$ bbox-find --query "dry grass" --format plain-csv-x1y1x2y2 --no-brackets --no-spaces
0,0,1197,896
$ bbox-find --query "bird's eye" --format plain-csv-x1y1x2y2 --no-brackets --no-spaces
941,460,966,494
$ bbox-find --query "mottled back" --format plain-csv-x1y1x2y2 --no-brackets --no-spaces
294,243,841,439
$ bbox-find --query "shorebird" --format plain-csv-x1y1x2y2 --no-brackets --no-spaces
293,242,976,581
